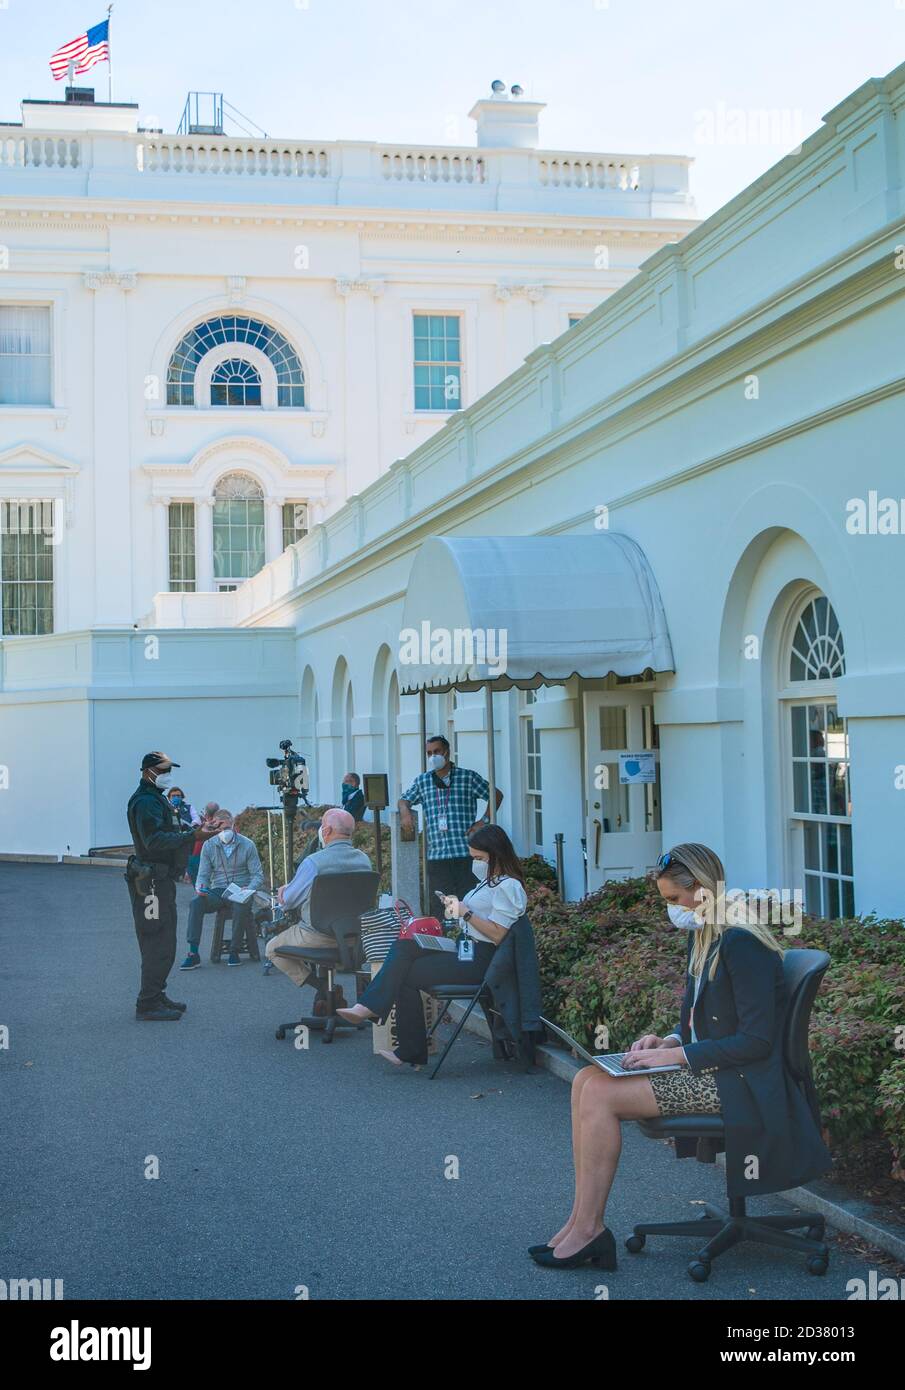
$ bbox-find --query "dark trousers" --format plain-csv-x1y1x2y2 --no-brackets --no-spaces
127,872,178,1010
187,890,254,953
426,856,475,921
359,937,494,1064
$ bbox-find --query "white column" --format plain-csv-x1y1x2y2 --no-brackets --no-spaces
264,497,282,564
336,277,384,499
84,271,137,625
196,497,214,591
152,496,170,593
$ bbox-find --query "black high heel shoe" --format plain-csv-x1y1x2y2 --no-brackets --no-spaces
527,1243,551,1255
531,1228,617,1270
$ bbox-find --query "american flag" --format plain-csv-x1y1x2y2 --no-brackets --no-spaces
49,19,110,81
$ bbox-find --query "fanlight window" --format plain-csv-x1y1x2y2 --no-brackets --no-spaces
211,357,262,407
789,597,845,682
167,315,305,407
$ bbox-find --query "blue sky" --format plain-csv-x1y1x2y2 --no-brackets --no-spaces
1,0,903,216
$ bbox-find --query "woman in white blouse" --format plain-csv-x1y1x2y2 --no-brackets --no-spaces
338,825,528,1066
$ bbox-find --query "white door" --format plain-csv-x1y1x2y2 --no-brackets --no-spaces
584,690,662,888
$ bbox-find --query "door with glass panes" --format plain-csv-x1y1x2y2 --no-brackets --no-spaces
584,690,662,888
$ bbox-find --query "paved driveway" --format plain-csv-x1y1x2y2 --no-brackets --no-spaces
0,863,879,1301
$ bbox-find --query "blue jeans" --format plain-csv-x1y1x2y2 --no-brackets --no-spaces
187,890,253,954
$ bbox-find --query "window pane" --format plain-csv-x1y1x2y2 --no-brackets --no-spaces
0,306,52,405
804,873,823,917
823,822,839,875
841,879,855,918
793,760,810,814
839,824,853,877
791,705,807,757
803,820,820,871
599,706,627,749
809,762,827,815
826,876,840,920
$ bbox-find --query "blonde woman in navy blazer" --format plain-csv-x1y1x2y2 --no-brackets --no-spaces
530,843,831,1270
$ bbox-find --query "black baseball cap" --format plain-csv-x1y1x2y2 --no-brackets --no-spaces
140,751,181,771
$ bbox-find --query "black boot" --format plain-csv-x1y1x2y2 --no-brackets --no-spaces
136,1004,182,1021
162,996,187,1012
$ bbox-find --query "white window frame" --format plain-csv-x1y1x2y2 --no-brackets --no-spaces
520,689,544,852
779,593,854,918
0,295,66,414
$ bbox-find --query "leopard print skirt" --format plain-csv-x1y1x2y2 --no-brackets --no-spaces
648,1067,722,1117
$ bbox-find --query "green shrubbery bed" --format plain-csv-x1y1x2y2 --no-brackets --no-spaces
525,872,905,1189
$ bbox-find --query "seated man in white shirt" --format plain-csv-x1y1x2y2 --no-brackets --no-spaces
265,806,373,989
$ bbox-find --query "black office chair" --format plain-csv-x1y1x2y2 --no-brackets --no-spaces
626,947,831,1283
273,871,379,1044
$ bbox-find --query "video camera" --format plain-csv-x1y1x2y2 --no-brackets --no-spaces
266,738,310,806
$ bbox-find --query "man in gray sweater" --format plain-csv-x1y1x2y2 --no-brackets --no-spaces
266,806,372,987
181,812,264,969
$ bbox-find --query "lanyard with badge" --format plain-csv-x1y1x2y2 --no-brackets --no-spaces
458,892,475,961
434,776,451,834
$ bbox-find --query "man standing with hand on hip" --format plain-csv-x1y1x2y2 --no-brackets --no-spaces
125,751,217,1021
398,735,503,920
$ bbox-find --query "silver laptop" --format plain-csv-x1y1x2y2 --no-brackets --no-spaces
540,1016,682,1076
413,933,458,952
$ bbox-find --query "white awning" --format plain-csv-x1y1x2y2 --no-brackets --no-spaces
397,533,674,694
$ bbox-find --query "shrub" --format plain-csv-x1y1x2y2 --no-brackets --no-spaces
877,1060,905,1181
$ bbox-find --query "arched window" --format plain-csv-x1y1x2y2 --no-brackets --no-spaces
210,357,262,407
212,473,265,589
784,593,853,918
789,595,846,681
167,315,305,407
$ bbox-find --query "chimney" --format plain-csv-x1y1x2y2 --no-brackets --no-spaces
468,82,545,149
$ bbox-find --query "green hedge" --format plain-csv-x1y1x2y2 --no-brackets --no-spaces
527,876,905,1182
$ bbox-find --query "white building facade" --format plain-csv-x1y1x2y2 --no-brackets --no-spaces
2,64,903,929
0,87,694,634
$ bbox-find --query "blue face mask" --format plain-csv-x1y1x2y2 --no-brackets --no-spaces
171,795,184,807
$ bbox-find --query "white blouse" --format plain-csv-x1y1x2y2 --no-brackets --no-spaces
460,875,528,944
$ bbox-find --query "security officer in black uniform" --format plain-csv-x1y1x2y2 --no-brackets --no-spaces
126,751,217,1021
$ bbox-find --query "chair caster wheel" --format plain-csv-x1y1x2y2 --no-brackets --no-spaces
807,1253,829,1276
275,1027,286,1040
625,1234,645,1253
688,1260,711,1283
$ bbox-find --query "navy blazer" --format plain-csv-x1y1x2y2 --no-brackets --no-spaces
670,928,831,1198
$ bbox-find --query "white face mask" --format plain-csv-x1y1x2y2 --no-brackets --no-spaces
427,753,447,773
667,902,703,930
219,829,235,845
154,771,173,791
472,859,488,882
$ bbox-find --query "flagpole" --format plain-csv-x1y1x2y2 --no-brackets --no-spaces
107,3,114,102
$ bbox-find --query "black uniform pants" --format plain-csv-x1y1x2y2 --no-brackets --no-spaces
426,856,475,921
127,872,178,1010
359,937,495,1064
